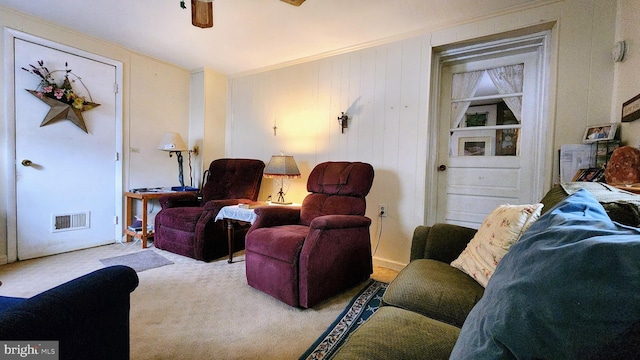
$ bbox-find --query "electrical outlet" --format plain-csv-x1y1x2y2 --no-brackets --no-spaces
378,204,387,217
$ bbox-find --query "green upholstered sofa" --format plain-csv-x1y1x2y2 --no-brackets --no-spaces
331,182,640,359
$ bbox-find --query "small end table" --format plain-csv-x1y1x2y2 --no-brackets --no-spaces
613,184,640,194
215,205,259,263
215,203,301,263
124,190,197,248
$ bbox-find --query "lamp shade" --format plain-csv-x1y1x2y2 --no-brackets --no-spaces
264,155,301,179
158,132,188,152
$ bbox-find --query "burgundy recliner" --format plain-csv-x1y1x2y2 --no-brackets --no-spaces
245,161,375,308
154,158,265,261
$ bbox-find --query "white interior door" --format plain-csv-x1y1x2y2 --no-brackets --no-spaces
14,38,118,260
435,47,543,229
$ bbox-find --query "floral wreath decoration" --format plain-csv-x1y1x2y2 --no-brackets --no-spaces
23,60,100,133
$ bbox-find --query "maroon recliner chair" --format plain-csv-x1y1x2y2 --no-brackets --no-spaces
245,161,375,308
154,158,265,261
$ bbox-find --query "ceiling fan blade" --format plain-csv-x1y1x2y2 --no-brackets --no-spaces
280,0,305,6
191,0,213,28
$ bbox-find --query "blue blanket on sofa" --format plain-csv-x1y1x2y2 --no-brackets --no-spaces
452,188,640,359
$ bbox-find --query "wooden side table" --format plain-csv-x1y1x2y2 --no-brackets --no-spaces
215,203,300,263
613,184,640,194
124,190,196,248
215,205,259,263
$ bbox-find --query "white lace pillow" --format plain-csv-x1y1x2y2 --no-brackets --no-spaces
451,203,543,287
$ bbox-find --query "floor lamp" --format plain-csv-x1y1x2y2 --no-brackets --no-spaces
263,154,301,204
158,132,197,191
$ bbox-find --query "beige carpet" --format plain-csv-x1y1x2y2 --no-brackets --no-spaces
0,242,398,359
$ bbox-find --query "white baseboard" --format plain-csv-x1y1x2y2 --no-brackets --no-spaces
372,256,406,272
0,254,8,265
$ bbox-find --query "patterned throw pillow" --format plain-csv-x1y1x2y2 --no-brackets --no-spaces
450,203,543,287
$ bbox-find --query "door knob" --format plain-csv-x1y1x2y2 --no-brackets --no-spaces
438,164,447,172
21,159,33,167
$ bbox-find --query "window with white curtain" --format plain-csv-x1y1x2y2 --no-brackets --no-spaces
450,64,523,157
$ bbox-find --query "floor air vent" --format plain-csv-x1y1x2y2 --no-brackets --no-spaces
52,212,90,232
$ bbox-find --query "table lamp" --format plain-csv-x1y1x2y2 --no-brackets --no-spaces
263,154,301,204
158,132,189,190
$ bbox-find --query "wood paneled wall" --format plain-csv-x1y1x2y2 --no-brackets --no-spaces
227,1,618,267
229,36,432,267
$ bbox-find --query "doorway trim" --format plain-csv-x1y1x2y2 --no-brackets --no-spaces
425,28,555,226
3,28,124,262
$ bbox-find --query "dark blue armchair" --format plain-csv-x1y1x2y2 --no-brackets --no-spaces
0,265,139,360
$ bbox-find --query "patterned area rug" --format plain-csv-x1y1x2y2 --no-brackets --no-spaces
299,280,388,360
99,250,174,272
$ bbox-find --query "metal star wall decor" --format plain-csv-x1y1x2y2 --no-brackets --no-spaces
26,90,90,133
23,60,100,134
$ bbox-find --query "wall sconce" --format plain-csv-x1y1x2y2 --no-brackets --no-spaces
337,112,349,133
158,132,199,191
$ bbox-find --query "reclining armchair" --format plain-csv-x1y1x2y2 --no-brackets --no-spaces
154,158,265,261
245,161,375,308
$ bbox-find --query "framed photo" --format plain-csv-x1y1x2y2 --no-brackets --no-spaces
622,93,640,122
495,128,518,156
582,123,618,143
572,169,588,181
464,105,497,128
573,168,604,182
459,137,491,156
465,112,488,127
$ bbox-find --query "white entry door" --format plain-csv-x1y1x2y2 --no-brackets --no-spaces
435,39,545,229
14,38,119,259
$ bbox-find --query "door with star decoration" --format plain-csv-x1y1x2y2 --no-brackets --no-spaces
13,37,120,260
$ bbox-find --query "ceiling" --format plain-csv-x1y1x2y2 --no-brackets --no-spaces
0,0,538,76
